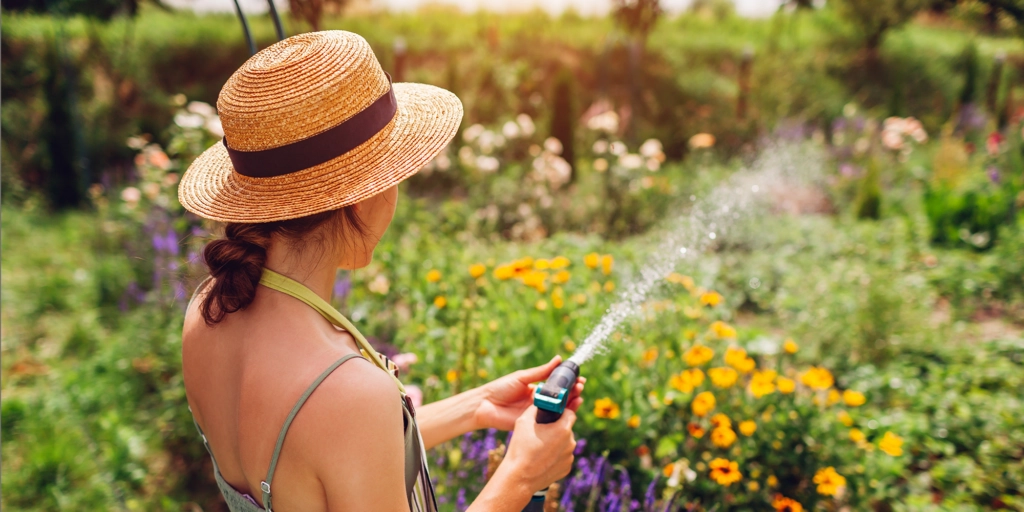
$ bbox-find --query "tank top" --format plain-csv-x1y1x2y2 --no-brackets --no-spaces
186,268,438,512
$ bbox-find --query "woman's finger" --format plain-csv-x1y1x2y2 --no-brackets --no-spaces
566,396,584,413
515,354,563,383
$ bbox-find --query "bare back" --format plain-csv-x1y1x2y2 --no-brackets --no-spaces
182,278,375,512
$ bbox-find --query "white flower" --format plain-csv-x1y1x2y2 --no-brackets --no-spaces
586,111,619,133
187,101,216,118
120,186,141,204
619,153,643,170
543,137,563,155
592,139,609,154
463,124,485,143
609,141,627,156
478,130,496,154
516,113,536,137
204,117,224,137
502,120,520,139
434,153,451,171
126,136,148,150
639,138,663,158
475,155,500,173
881,130,904,150
174,112,205,129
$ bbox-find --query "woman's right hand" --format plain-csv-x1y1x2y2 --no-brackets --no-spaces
500,405,577,493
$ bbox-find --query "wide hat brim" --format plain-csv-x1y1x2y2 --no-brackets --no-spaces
178,82,462,223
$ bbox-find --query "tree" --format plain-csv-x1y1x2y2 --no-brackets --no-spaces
289,0,347,32
833,0,930,55
611,0,662,42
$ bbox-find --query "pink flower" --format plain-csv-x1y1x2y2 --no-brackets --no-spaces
405,385,423,410
987,132,1004,156
392,352,418,373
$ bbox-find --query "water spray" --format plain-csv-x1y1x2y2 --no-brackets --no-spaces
521,143,823,511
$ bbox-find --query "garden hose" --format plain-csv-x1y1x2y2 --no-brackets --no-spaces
523,360,581,512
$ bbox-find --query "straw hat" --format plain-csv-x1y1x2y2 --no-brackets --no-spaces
178,30,463,223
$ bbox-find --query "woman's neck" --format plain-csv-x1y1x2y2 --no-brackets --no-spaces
263,240,339,303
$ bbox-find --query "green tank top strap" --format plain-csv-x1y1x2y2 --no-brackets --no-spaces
258,268,406,395
260,352,362,512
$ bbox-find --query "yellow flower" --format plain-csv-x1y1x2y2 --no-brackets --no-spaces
521,270,549,292
494,264,515,280
724,347,754,373
446,369,458,382
748,481,760,492
879,432,904,456
584,252,600,269
691,391,716,417
827,389,841,405
777,377,796,394
711,413,731,429
684,344,714,366
749,370,777,398
708,367,738,388
469,263,486,278
813,467,846,496
669,368,704,393
600,255,614,275
783,338,799,354
550,256,571,269
849,428,865,443
767,475,779,487
667,272,696,291
552,270,571,284
687,423,706,438
426,269,442,283
837,410,853,427
573,293,587,305
627,415,641,428
700,291,723,307
800,366,834,390
711,321,737,339
739,420,757,436
772,495,804,512
642,347,659,364
594,397,621,419
513,257,534,270
551,287,565,309
534,258,551,270
564,339,576,352
535,299,548,311
843,390,866,407
708,458,742,486
712,426,737,448
434,296,447,308
604,281,615,292
683,306,703,319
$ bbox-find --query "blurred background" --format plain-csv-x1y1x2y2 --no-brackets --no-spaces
1,0,1023,510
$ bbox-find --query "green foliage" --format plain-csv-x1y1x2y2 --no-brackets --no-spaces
832,0,932,49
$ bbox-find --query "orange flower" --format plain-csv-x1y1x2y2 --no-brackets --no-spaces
600,255,614,275
669,369,704,393
468,263,486,278
724,347,748,369
813,467,846,496
684,344,714,366
593,397,621,419
849,428,866,443
627,415,641,428
710,413,731,429
426,269,442,283
551,287,565,309
534,258,551,270
772,495,803,512
691,391,716,417
552,269,571,284
711,321,737,339
667,272,696,291
493,264,515,280
584,253,600,269
433,296,447,308
708,458,742,486
603,281,615,292
739,420,757,436
711,426,737,448
642,347,659,364
708,367,738,388
843,390,866,407
777,377,796,394
700,291,723,307
783,338,799,354
687,423,706,438
800,366,834,390
550,256,571,269
837,410,853,427
749,370,777,398
879,432,904,456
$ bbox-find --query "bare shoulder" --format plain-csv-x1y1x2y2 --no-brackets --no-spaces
295,356,404,441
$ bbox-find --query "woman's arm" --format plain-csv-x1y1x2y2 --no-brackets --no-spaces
417,356,585,450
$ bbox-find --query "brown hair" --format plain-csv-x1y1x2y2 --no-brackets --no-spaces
199,207,365,325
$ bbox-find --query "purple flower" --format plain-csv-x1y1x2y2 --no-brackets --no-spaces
988,166,1001,184
644,476,658,511
151,232,166,253
333,274,352,301
456,488,467,511
574,438,587,456
560,476,576,510
164,230,179,256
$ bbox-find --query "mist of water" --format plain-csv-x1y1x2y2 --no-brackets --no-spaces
568,142,827,366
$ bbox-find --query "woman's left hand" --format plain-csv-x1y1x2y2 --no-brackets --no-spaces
474,355,586,431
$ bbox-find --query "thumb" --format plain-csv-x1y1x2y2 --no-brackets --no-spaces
517,355,562,383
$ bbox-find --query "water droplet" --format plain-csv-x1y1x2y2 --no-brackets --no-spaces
709,232,716,240
679,247,688,255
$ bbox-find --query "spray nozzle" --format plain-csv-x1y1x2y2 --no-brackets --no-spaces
533,361,580,424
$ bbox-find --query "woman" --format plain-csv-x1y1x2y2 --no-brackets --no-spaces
178,31,584,512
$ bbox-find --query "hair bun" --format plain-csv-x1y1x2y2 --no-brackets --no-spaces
200,225,271,325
